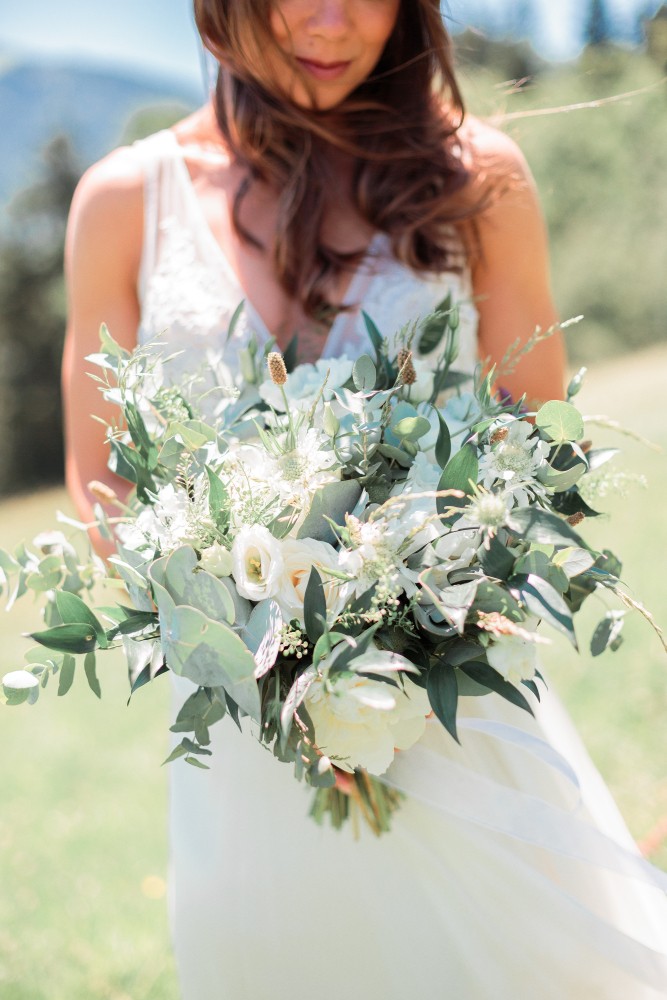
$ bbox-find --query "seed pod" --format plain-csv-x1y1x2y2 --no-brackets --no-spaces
567,512,586,527
267,351,288,386
397,349,417,386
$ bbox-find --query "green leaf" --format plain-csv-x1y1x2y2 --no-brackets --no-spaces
418,294,452,355
391,415,431,442
303,568,327,645
2,670,40,705
84,652,102,699
434,411,452,469
508,506,589,549
459,661,534,716
514,573,577,647
535,400,584,443
296,481,362,545
427,663,460,743
352,355,377,392
282,333,299,374
30,623,98,655
478,534,516,580
543,464,587,491
55,591,108,648
436,443,478,518
57,654,76,697
362,311,385,358
206,466,229,528
590,611,625,657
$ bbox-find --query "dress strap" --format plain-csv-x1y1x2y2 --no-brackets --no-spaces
130,130,183,305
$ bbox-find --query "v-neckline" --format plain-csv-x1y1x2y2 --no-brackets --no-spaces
165,130,382,357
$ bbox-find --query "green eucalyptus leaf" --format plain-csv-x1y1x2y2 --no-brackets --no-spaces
391,415,431,442
303,568,327,645
30,623,98,655
535,400,584,444
434,411,452,469
240,600,282,678
352,355,377,392
57,654,76,697
459,661,534,716
297,481,362,545
2,670,40,705
84,652,102,699
590,612,625,657
514,573,577,647
509,506,589,549
427,663,459,743
55,591,108,648
436,443,478,518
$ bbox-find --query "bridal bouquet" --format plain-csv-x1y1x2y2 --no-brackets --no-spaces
1,304,654,834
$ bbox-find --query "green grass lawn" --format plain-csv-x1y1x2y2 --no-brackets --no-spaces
0,348,665,998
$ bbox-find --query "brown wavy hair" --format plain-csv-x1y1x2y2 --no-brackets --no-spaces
193,0,479,320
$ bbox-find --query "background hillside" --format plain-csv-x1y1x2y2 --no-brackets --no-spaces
0,60,200,208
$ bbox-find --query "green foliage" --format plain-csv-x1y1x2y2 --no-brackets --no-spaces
0,135,81,495
462,47,667,363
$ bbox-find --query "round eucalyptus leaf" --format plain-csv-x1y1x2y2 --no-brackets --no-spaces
3,670,40,705
535,401,584,444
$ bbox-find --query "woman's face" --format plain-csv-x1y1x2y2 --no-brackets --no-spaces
268,0,401,110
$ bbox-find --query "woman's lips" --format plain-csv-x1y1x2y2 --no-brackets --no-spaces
296,58,351,81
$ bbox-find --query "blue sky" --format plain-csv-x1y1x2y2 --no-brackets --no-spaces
0,0,658,89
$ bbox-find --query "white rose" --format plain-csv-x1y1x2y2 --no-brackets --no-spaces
231,525,284,602
199,543,233,578
304,651,431,774
486,634,539,687
274,538,344,626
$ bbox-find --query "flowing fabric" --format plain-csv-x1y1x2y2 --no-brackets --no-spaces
130,130,667,999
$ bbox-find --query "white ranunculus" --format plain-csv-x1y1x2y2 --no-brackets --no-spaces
304,651,431,774
199,543,233,578
274,537,344,626
486,634,540,687
231,525,284,602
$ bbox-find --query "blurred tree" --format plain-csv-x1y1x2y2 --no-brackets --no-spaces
0,135,81,496
584,0,614,47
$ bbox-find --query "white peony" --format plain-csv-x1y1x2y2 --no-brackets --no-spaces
486,634,540,687
231,525,284,602
304,651,431,774
274,537,344,626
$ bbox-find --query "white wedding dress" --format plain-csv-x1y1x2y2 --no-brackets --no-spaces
131,130,667,999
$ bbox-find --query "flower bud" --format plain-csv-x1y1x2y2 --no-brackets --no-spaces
567,512,586,527
88,480,118,504
567,367,587,400
268,352,288,386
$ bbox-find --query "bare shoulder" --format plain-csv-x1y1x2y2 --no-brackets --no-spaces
69,145,144,239
459,115,533,189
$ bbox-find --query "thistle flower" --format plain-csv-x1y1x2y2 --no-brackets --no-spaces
397,349,417,386
268,352,288,386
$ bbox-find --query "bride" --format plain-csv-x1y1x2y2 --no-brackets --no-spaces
62,1,667,997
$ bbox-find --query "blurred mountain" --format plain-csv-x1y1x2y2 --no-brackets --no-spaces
0,58,201,206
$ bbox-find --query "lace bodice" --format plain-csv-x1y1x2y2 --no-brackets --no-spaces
132,129,479,387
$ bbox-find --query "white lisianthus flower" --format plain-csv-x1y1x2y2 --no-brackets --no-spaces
231,525,284,601
259,357,354,413
479,419,550,499
274,538,344,626
304,651,431,774
486,634,540,687
199,542,233,578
